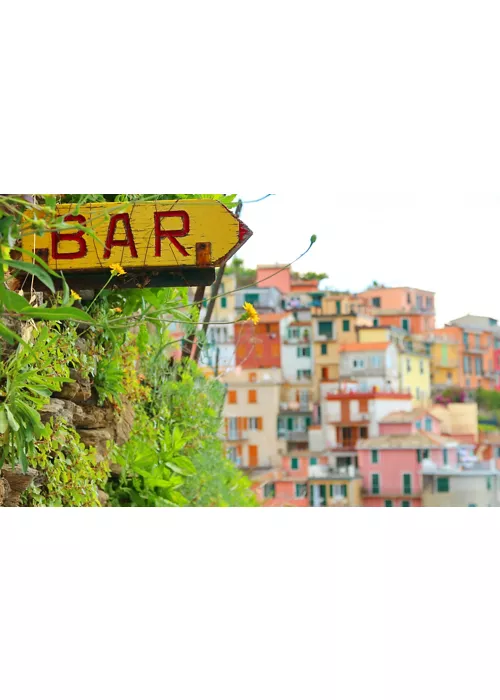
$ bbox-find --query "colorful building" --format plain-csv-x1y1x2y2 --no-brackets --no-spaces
235,313,290,369
359,285,436,333
358,409,458,506
223,367,284,471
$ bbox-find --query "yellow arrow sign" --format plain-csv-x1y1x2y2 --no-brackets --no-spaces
23,199,252,273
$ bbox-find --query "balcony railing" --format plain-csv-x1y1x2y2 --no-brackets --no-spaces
433,359,459,368
227,431,249,441
339,367,386,378
279,402,313,413
278,430,309,442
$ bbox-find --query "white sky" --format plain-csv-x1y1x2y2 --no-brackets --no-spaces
238,193,500,328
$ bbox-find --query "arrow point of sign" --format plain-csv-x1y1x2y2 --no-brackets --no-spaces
239,220,252,242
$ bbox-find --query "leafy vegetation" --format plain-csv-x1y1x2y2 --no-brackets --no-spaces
0,193,259,507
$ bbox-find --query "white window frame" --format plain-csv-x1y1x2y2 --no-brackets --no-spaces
248,417,258,431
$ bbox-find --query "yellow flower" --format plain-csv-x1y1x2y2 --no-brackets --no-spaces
109,263,126,276
112,307,122,313
243,301,260,325
70,290,82,300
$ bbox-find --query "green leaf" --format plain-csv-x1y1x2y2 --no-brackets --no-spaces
0,322,27,347
17,307,95,324
12,247,62,278
0,259,56,293
166,461,194,477
0,287,30,312
0,407,8,434
5,405,20,432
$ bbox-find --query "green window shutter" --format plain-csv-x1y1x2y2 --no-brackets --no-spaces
296,347,301,358
373,318,379,327
291,458,299,470
342,319,350,332
402,319,409,332
417,449,422,463
319,485,326,504
401,501,410,507
310,457,317,465
221,297,227,308
371,473,380,494
244,293,259,305
487,477,492,491
318,321,333,338
423,449,429,459
287,417,294,430
305,346,311,357
371,450,379,464
443,449,448,465
437,477,449,493
403,474,412,495
321,343,327,355
336,301,341,314
424,418,432,431
341,484,347,497
329,485,334,497
384,500,393,507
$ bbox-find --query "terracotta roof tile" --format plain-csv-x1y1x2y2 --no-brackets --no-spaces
358,433,456,449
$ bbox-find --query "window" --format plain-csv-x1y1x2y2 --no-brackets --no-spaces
372,297,381,308
288,327,300,339
371,473,380,494
463,356,470,374
248,389,257,404
263,483,275,498
244,293,260,305
371,355,381,368
336,300,341,314
321,367,329,380
330,484,348,498
228,390,237,404
443,448,448,465
295,484,307,498
496,448,500,458
401,501,411,507
416,387,421,400
248,445,258,467
353,359,364,369
487,477,492,491
420,360,424,375
463,332,469,349
221,297,227,308
360,426,368,438
227,447,237,462
437,477,450,493
407,293,411,304
321,343,328,355
424,417,432,431
406,359,411,372
297,369,312,380
291,458,299,470
373,318,379,327
475,357,482,375
248,417,258,430
384,500,393,507
318,321,333,339
297,346,311,357
342,319,350,332
310,458,317,466
416,420,421,430
476,335,481,349
423,449,429,459
371,450,379,464
403,473,412,495
402,319,409,332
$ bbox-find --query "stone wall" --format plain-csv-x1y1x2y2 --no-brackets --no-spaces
0,368,135,507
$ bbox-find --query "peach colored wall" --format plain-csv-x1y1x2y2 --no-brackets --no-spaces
263,481,308,507
364,497,422,507
282,456,309,480
361,288,435,312
256,267,291,293
379,423,413,435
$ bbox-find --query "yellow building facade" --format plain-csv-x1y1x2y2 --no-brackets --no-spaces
429,337,461,389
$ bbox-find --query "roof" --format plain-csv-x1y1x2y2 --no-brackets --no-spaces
362,286,435,294
340,342,389,352
380,409,441,424
479,433,500,445
371,309,432,317
358,433,457,449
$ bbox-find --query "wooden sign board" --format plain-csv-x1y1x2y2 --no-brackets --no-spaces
22,199,252,289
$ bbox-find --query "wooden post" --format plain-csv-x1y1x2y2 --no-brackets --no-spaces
181,285,206,359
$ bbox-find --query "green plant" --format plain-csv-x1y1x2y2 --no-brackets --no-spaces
21,418,109,507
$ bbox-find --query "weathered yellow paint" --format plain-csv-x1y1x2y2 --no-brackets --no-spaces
23,200,251,272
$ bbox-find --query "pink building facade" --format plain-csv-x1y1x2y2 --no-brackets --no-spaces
358,409,459,506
